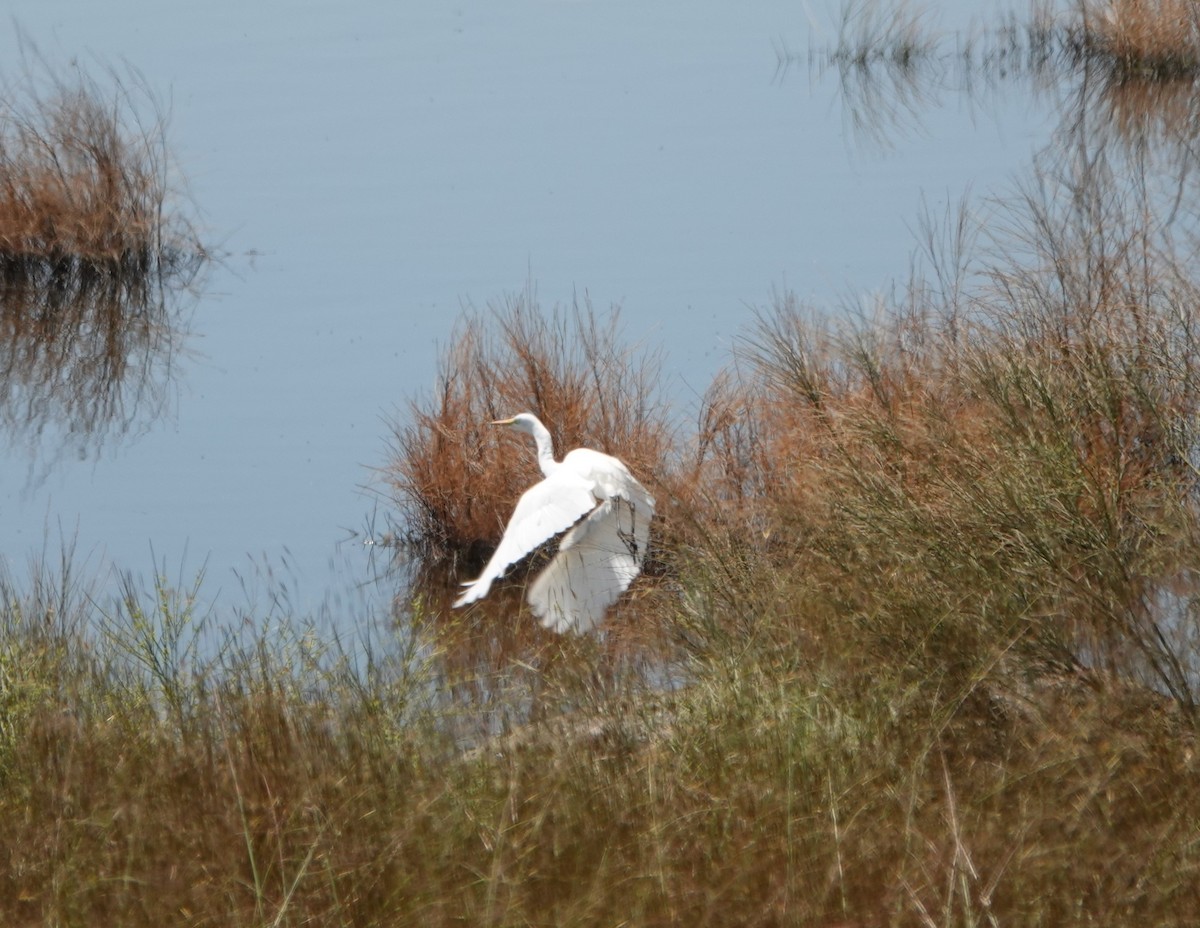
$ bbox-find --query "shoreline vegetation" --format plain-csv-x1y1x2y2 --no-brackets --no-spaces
5,3,1200,926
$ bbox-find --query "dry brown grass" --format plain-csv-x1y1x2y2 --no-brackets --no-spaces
0,49,200,271
1076,0,1200,76
7,220,1200,924
670,136,1200,710
386,285,673,568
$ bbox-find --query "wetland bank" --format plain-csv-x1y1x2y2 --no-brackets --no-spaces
4,2,1200,925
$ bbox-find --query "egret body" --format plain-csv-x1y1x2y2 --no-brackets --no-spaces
453,413,655,633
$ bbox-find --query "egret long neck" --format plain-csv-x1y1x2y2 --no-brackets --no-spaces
528,418,558,477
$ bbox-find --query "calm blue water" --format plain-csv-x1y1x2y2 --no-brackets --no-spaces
0,1,1055,617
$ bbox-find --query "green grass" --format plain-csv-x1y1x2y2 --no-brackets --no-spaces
2,552,1197,926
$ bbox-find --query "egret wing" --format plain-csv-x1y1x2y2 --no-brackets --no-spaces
528,492,653,633
454,469,598,608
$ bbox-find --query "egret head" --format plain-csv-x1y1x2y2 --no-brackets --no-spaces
491,412,540,435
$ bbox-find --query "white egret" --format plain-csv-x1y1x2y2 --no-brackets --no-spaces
453,413,655,633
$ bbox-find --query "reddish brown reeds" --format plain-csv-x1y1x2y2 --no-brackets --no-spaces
385,286,673,569
1075,0,1200,76
0,50,200,273
675,148,1200,711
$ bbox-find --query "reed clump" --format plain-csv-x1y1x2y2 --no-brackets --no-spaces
680,164,1200,707
386,286,672,569
0,53,201,274
1074,0,1200,76
0,51,204,467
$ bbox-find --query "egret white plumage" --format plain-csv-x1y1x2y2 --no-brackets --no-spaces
453,413,655,633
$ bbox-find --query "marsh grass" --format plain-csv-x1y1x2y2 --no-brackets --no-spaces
0,49,200,271
2,552,1197,926
831,0,939,69
6,10,1200,922
679,146,1200,703
1074,0,1200,77
386,283,673,569
812,0,1200,82
369,140,1200,925
794,0,1200,159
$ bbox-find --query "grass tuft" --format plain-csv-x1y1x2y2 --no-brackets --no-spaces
0,47,202,272
1075,0,1200,77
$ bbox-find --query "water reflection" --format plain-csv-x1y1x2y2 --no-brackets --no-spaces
1099,72,1200,154
796,1,1200,167
0,256,202,475
391,556,681,747
1032,51,1200,244
792,0,945,152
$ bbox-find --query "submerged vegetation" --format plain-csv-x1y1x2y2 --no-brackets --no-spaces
5,2,1200,926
